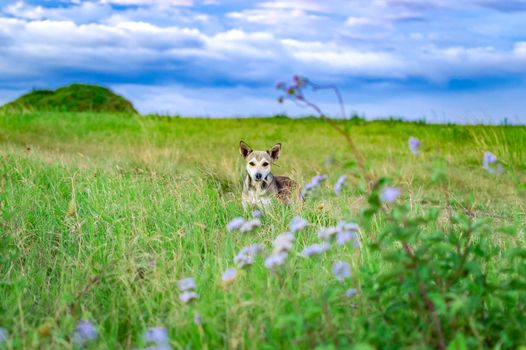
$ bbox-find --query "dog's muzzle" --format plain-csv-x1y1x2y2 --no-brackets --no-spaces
255,173,262,181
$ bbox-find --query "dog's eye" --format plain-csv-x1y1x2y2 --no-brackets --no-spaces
262,162,269,167
249,162,255,166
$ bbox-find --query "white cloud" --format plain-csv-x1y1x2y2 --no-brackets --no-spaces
99,0,193,6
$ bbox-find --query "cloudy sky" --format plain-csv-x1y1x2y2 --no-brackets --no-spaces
0,0,525,123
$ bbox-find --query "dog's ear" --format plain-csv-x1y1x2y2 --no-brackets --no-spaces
239,141,253,159
267,143,281,161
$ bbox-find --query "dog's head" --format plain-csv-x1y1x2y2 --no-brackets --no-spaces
239,141,281,182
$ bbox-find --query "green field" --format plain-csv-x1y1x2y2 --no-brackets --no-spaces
1,112,525,349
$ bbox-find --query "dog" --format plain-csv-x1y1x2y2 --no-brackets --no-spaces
239,141,297,210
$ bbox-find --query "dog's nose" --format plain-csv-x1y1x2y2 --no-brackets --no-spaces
255,173,262,180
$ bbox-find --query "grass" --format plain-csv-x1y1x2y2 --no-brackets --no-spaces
0,111,525,349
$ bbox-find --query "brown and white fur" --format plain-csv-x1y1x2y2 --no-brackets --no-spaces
239,141,296,210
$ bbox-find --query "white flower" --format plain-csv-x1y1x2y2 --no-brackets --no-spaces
227,217,245,231
264,252,288,269
239,219,261,233
318,227,339,241
179,291,199,304
301,242,331,257
334,175,347,195
221,268,238,284
345,288,358,298
380,187,400,203
288,216,308,233
408,137,421,154
177,278,196,292
332,261,351,281
272,232,295,253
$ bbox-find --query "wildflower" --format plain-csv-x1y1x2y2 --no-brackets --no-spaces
345,288,358,298
227,217,245,231
336,220,359,232
318,226,339,241
332,261,351,281
264,252,288,269
0,328,7,343
276,81,286,90
179,291,199,304
144,327,169,345
177,278,196,292
234,244,264,268
301,174,327,198
193,313,203,326
482,151,504,174
221,268,238,284
335,230,358,246
288,216,308,233
272,232,295,253
301,242,331,257
72,320,98,346
239,219,261,233
380,187,400,203
408,137,421,154
334,175,347,195
252,209,262,218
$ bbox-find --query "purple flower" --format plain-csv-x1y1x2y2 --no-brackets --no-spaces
72,320,98,346
227,217,244,231
332,261,351,281
301,242,331,257
301,174,327,198
272,232,295,253
193,313,203,326
334,175,347,195
335,230,359,246
276,81,286,90
179,291,199,304
239,219,261,233
380,187,400,203
482,151,504,174
288,216,308,233
177,278,196,292
0,328,8,343
144,327,169,344
408,137,421,154
318,227,339,241
234,244,264,268
336,220,359,232
221,268,238,284
264,252,288,269
345,288,358,298
252,209,262,218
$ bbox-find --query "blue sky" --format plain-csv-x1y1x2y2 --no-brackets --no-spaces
0,0,525,123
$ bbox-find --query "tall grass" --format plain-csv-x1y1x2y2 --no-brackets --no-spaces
0,112,525,349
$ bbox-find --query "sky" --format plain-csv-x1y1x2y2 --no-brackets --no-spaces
0,0,525,124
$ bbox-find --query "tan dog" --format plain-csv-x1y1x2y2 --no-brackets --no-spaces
239,141,296,210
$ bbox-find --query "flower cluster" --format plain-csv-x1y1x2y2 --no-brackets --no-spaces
227,216,261,233
408,137,421,154
318,220,360,249
177,277,198,304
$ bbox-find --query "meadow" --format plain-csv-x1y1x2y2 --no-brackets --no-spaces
0,111,525,349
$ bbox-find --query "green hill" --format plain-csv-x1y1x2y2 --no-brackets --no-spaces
1,84,137,113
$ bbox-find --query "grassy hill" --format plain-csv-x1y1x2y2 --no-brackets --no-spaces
0,84,137,113
0,112,525,349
